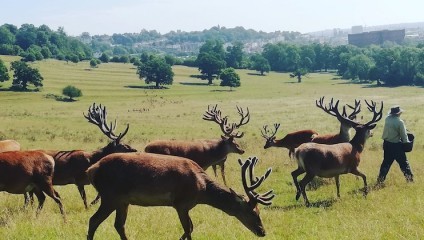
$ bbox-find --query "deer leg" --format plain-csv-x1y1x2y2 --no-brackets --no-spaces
219,162,227,186
37,180,66,220
114,203,129,240
90,194,101,206
299,173,315,207
32,188,46,216
212,165,218,178
177,209,193,240
291,167,305,200
335,175,341,198
77,184,89,209
351,169,367,196
289,148,294,159
88,200,116,240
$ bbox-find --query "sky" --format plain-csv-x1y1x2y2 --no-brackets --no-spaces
1,0,423,36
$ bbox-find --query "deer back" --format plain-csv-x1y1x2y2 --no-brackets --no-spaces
0,140,21,152
295,142,358,177
87,152,206,205
0,150,55,194
144,138,244,170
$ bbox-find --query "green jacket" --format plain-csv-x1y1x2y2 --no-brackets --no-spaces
381,115,409,143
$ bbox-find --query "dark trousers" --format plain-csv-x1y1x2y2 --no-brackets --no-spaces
378,141,413,182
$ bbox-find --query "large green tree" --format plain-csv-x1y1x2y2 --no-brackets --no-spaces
347,54,375,81
10,61,43,90
250,54,270,75
225,42,244,68
197,40,226,84
220,68,240,91
137,55,174,88
0,58,9,82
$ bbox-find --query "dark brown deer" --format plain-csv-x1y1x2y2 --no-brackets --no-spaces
0,139,21,152
144,104,250,185
27,103,137,209
311,96,361,144
292,100,383,206
261,123,318,158
0,150,65,219
86,154,274,240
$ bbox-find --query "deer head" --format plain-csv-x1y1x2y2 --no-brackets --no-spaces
331,99,383,146
229,156,274,237
203,104,250,154
84,103,137,153
261,123,280,149
316,96,361,126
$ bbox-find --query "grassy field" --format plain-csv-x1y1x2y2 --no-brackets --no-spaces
0,55,423,240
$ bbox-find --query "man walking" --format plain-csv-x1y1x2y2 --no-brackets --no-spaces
377,105,413,184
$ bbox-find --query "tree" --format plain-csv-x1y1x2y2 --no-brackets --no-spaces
62,85,82,101
225,42,244,68
250,54,270,75
197,52,226,84
90,59,98,68
290,68,308,83
197,40,226,84
10,61,43,90
220,68,240,91
0,58,10,82
137,55,174,88
347,54,375,81
98,53,110,63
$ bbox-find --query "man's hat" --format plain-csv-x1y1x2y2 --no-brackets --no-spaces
389,105,403,115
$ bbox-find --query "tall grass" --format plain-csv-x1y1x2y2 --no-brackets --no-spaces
0,55,423,239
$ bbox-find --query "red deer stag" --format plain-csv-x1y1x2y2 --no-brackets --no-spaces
261,123,318,158
292,100,383,207
27,103,137,209
87,154,274,240
0,139,21,152
144,104,250,185
0,150,65,219
311,96,361,144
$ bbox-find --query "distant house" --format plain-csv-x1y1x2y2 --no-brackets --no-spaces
348,29,405,47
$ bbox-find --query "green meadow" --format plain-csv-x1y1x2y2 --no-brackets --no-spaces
0,55,423,239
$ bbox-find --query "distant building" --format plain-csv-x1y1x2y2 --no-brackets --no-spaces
351,25,363,34
348,29,405,47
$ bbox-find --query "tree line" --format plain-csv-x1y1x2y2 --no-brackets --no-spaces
0,23,91,63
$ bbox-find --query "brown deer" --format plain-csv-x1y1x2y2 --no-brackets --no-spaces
311,96,361,144
0,139,21,152
0,150,65,219
292,100,383,206
27,103,137,209
86,154,274,240
144,104,250,185
261,123,318,158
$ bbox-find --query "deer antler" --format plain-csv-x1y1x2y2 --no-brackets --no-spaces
364,100,383,126
238,157,275,206
316,96,338,117
345,99,361,120
203,105,250,138
261,123,280,140
84,103,129,143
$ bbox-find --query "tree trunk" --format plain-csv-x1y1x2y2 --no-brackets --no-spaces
208,76,213,85
156,81,160,88
297,74,302,83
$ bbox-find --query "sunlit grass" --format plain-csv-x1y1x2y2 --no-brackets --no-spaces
0,55,423,239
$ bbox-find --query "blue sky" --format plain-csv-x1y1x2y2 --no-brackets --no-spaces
1,0,423,36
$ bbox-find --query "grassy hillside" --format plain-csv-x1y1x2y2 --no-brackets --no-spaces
0,55,423,239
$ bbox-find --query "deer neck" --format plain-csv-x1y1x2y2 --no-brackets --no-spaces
349,132,367,153
339,124,351,142
198,179,241,216
88,148,110,164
